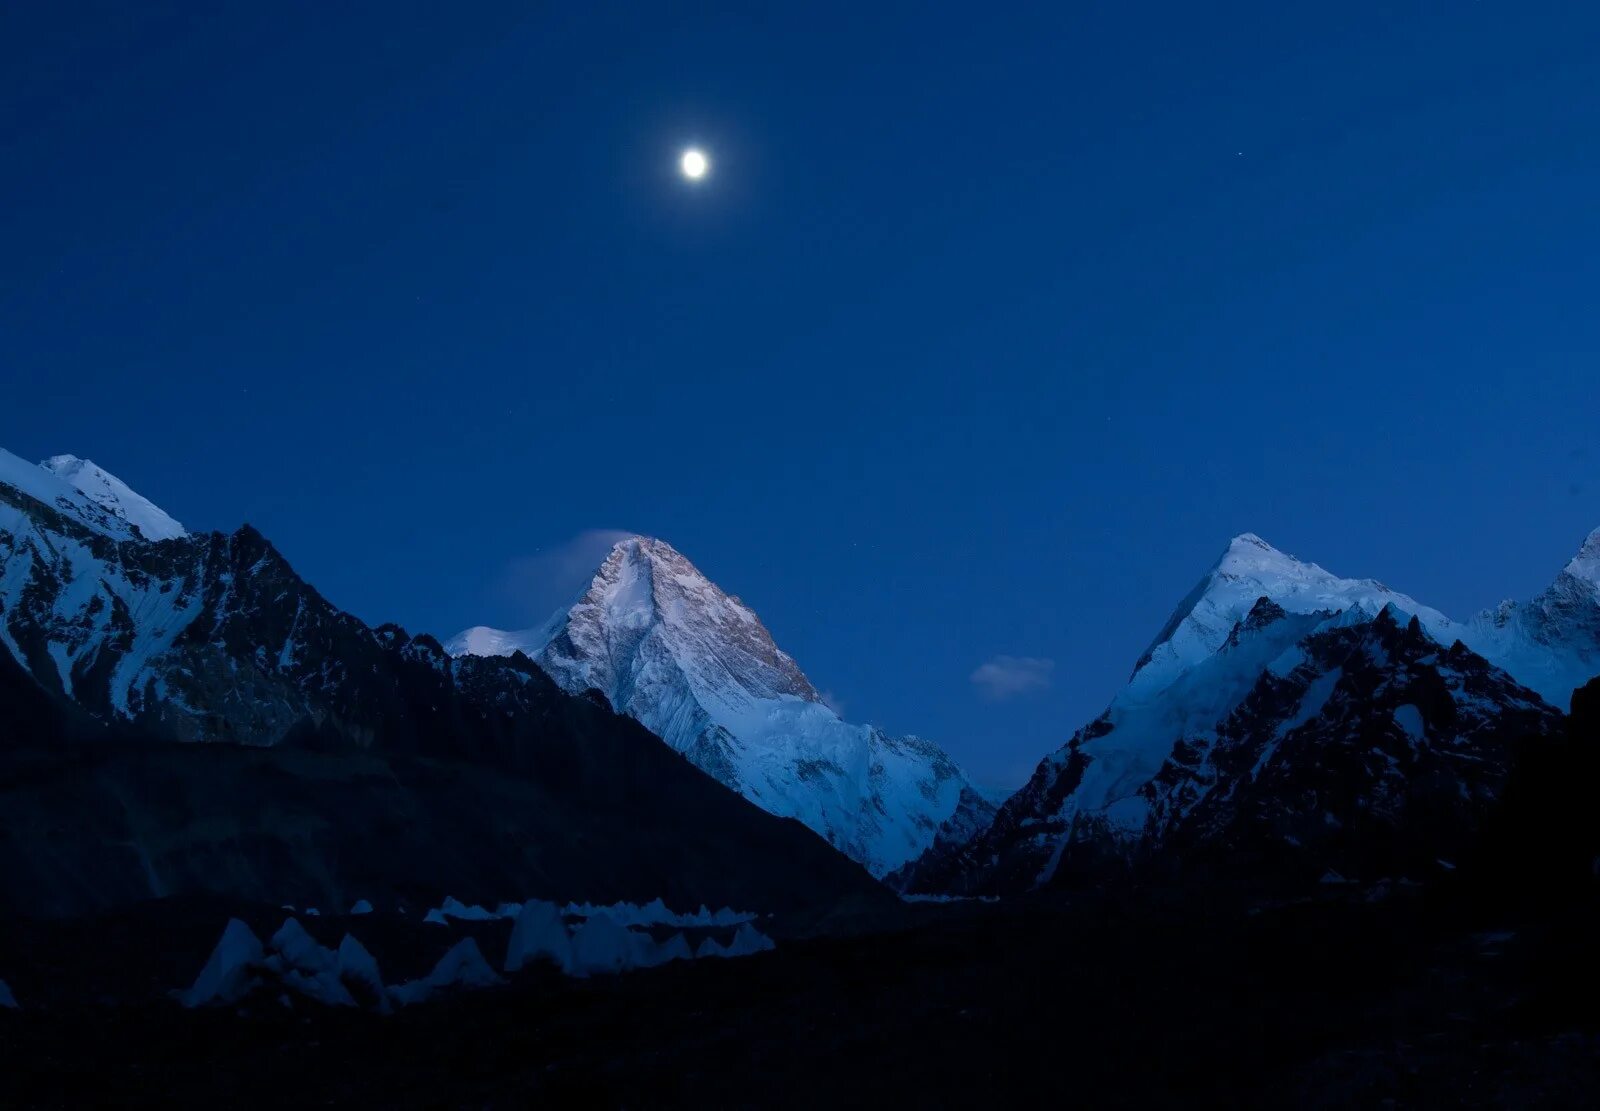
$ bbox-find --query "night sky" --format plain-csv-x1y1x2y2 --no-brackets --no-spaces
5,3,1599,786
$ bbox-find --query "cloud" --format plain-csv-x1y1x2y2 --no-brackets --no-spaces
494,528,636,624
818,690,847,716
969,655,1054,701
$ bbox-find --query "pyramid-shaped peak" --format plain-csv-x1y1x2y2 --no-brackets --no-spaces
446,533,994,876
560,534,818,702
603,534,694,570
587,535,718,604
1215,533,1314,574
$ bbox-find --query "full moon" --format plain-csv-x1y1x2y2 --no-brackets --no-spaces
680,148,709,181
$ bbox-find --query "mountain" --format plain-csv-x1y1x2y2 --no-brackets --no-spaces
1125,533,1454,700
0,448,888,917
448,536,991,876
1126,530,1600,711
899,534,1579,894
1457,527,1600,710
39,454,187,541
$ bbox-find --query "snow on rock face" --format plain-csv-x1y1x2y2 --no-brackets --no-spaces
1456,527,1600,710
448,536,990,876
0,446,151,542
1137,610,1558,857
0,445,383,744
1567,526,1600,589
902,534,1578,897
1128,534,1451,701
38,455,186,541
179,919,264,1007
349,900,373,916
0,978,19,1009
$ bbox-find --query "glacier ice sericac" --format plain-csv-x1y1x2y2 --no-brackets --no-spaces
390,938,504,1007
504,899,574,974
179,918,264,1008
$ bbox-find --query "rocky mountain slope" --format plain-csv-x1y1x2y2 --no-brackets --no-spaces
449,536,990,876
899,533,1587,894
0,448,887,917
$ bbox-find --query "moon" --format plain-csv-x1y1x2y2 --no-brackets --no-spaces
680,148,709,181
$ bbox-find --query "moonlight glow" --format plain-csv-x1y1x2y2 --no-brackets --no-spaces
680,148,709,181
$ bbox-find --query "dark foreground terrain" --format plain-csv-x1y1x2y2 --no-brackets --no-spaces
3,884,1598,1109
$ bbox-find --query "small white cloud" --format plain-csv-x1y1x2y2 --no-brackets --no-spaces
494,529,636,623
969,656,1054,700
818,690,846,716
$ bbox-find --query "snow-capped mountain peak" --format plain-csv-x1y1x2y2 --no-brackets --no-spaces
451,535,989,876
1,447,142,542
1565,526,1600,591
1456,524,1600,709
544,535,819,708
1128,533,1449,700
898,532,1574,896
38,454,186,541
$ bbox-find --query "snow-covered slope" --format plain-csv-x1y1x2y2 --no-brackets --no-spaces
1456,527,1600,711
0,447,151,543
447,536,990,876
39,455,186,540
899,532,1586,895
0,448,205,713
1128,533,1453,700
0,447,890,918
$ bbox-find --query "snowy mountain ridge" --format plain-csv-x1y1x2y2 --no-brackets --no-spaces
448,536,990,877
1454,526,1600,710
0,445,889,917
898,529,1598,895
40,454,187,541
1,447,153,544
1135,530,1600,710
1128,533,1454,701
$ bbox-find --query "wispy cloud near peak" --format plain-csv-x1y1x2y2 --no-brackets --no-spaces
969,655,1054,700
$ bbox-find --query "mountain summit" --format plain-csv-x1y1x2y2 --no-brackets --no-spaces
38,454,187,541
0,449,883,916
1129,533,1451,699
898,530,1591,895
1457,525,1600,708
449,536,991,876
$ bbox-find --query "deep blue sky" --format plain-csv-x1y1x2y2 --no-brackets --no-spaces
4,3,1598,786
